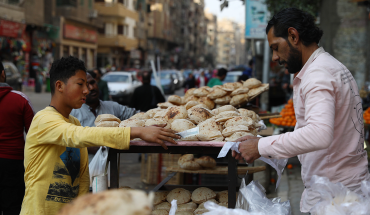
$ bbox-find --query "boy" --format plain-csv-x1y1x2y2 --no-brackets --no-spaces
20,57,179,215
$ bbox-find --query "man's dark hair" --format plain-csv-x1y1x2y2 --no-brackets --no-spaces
217,68,228,77
248,59,254,67
87,70,96,79
94,68,102,75
266,8,323,46
49,56,86,95
141,70,152,84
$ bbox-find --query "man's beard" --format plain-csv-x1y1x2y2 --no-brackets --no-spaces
280,41,302,74
86,90,99,104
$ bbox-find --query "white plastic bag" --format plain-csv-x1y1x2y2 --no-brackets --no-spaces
309,175,370,215
89,146,109,186
203,201,263,215
169,199,177,215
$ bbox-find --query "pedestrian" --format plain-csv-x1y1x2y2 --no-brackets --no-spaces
93,68,109,101
0,62,34,215
233,8,369,213
183,73,196,91
130,70,165,112
207,68,228,87
20,57,179,215
242,59,254,78
196,71,208,88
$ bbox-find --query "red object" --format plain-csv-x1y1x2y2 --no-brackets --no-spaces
196,76,209,88
63,24,98,43
0,19,25,38
0,86,34,160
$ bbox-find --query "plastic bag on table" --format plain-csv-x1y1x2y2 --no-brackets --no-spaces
203,201,264,215
309,175,370,215
89,146,109,186
169,199,177,215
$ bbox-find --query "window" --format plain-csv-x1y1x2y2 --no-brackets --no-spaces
73,47,78,58
133,27,137,37
81,48,87,66
56,0,77,7
63,46,70,58
117,25,124,35
98,23,105,34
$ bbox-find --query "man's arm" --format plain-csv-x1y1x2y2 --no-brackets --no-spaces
78,148,89,196
112,102,140,121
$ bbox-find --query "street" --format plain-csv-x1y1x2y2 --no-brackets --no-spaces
23,86,306,215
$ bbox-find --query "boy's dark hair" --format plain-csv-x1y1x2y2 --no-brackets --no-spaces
87,70,96,79
266,8,323,46
49,56,86,95
217,68,228,77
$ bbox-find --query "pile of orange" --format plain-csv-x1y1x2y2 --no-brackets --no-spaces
364,107,370,124
269,99,297,127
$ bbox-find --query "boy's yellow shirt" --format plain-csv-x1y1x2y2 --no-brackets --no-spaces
21,107,130,215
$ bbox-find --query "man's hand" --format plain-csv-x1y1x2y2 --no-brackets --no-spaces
131,125,180,150
232,135,261,163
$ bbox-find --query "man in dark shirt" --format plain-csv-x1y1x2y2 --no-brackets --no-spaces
131,71,165,112
93,68,109,101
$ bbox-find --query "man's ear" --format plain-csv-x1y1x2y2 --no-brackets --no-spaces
55,80,65,93
287,27,300,45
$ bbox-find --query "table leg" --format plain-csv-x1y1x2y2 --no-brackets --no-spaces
109,149,119,189
228,151,237,208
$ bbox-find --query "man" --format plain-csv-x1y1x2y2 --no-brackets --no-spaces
207,68,227,87
21,56,179,215
93,68,109,101
0,62,34,215
233,8,369,213
242,59,254,78
183,73,196,91
196,71,208,88
131,70,165,112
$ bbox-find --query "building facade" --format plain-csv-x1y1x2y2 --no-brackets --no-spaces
204,10,217,68
217,18,236,68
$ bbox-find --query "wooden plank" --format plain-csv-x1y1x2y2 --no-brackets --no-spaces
165,165,266,175
259,114,282,120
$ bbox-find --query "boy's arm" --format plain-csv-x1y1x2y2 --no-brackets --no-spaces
78,148,90,196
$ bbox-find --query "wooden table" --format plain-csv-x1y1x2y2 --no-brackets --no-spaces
108,141,253,208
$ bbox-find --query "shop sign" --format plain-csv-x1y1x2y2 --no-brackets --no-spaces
63,24,97,43
245,0,269,39
0,19,25,38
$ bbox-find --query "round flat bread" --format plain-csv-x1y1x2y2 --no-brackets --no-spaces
185,101,199,110
175,212,194,215
216,191,228,203
57,190,153,215
197,97,215,110
95,114,121,125
180,161,202,170
167,188,192,205
207,88,227,100
238,109,258,121
194,156,216,168
185,88,196,98
192,104,209,109
152,209,169,215
177,202,197,212
221,83,236,92
197,199,218,209
230,94,249,106
145,118,171,129
214,95,231,105
188,107,213,125
164,106,188,124
215,116,235,123
158,102,175,109
178,154,194,166
224,116,254,128
222,125,250,137
230,87,250,96
154,191,169,206
191,187,216,204
154,202,171,211
211,105,238,115
243,78,261,89
194,209,207,214
193,88,209,97
225,132,254,142
153,110,167,118
185,95,199,103
215,111,241,119
119,119,145,127
130,112,150,120
196,119,223,141
145,108,162,118
233,82,243,88
171,119,196,132
168,95,183,105
96,121,119,127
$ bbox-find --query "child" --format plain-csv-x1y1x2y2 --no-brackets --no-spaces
20,56,179,215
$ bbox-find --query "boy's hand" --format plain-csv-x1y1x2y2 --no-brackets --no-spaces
131,125,180,150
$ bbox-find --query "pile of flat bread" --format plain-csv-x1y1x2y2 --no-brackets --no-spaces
164,78,268,108
95,114,122,127
153,187,230,215
178,154,216,170
58,189,154,215
117,104,261,142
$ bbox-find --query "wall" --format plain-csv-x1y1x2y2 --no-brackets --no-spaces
0,3,24,23
24,0,44,25
320,0,369,88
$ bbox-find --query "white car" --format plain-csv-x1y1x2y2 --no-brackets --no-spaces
223,71,243,83
102,72,141,104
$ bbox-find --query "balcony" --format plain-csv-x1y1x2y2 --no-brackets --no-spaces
98,35,138,51
95,2,138,21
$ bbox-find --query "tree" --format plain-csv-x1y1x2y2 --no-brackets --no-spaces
265,0,321,17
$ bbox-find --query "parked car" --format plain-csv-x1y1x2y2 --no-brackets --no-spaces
3,62,22,91
102,71,141,104
151,71,176,95
223,71,243,84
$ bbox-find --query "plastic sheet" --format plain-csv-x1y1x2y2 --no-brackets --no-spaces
310,175,370,215
89,146,109,186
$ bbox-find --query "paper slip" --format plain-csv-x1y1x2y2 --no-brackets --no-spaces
175,127,199,139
